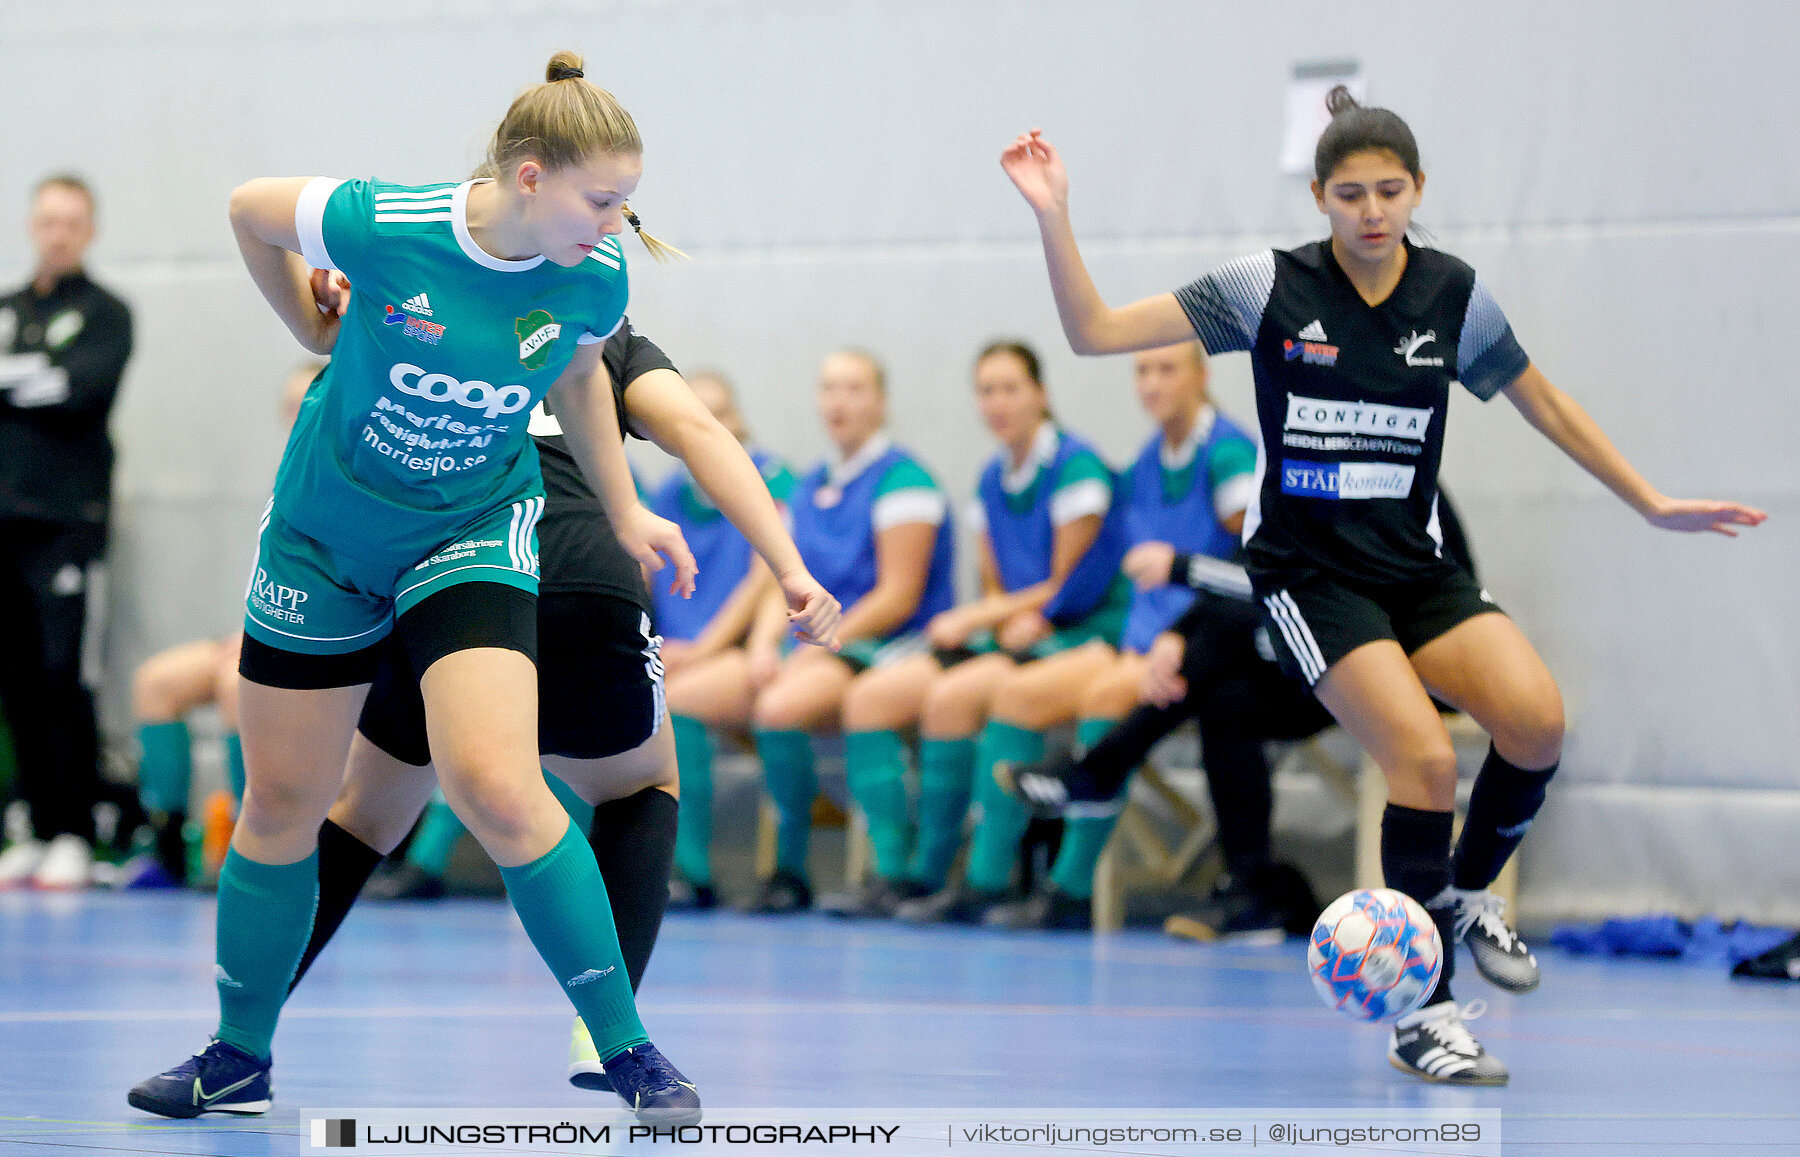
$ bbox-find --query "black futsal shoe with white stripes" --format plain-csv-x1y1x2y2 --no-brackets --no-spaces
1387,1000,1509,1086
127,1039,273,1118
1732,930,1800,981
993,753,1078,818
602,1042,702,1126
1440,887,1540,993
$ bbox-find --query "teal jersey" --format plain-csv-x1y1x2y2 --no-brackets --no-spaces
278,177,629,561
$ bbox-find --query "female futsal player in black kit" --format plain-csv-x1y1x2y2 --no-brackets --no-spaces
285,285,839,1102
1002,88,1764,1085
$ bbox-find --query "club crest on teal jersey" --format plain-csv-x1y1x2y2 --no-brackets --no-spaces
516,310,562,370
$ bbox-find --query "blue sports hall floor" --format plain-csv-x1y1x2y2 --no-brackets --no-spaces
1,890,1796,1156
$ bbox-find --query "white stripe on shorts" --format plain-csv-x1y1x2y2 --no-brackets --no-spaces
641,611,665,737
525,496,544,574
1276,590,1328,678
507,497,544,576
1264,590,1324,684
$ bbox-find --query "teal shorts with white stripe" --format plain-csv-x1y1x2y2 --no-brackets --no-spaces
242,496,544,656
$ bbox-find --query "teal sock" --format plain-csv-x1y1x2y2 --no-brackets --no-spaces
1074,717,1114,759
137,721,191,814
907,737,976,888
221,732,246,803
214,847,319,1060
544,769,594,833
671,715,714,885
405,793,466,876
845,729,911,880
963,722,1043,892
498,819,647,1061
754,728,815,875
1050,720,1126,899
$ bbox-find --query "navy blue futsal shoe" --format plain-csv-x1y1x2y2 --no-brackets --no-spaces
127,1039,272,1118
601,1042,702,1125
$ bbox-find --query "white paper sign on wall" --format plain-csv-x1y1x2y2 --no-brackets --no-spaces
1281,60,1367,175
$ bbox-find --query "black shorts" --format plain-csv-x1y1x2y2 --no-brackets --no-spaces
357,591,663,765
240,581,536,691
1252,566,1502,687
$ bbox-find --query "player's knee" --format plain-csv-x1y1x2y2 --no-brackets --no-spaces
236,777,334,840
989,680,1059,731
1080,669,1140,719
442,768,539,847
1494,696,1564,770
1391,744,1459,806
131,664,186,721
920,676,982,737
752,686,807,732
840,676,893,732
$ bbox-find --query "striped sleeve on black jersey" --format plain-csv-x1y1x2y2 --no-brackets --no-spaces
1173,251,1276,356
1456,276,1530,401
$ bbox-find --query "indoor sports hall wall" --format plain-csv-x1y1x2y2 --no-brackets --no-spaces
1,0,1794,922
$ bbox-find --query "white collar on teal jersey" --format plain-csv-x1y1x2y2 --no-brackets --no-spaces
452,181,547,273
1160,405,1216,470
828,431,893,489
1000,421,1060,494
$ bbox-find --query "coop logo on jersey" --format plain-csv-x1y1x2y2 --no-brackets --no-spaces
1282,335,1339,366
516,310,562,370
1285,394,1433,441
389,362,530,418
383,304,445,345
1280,459,1416,500
1394,329,1445,367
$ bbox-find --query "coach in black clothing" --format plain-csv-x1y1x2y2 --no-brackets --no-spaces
0,174,133,888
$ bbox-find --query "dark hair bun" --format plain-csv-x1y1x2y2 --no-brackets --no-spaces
1324,84,1360,116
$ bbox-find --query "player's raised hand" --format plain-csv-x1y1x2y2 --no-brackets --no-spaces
1644,497,1768,537
1001,128,1069,215
1140,632,1189,708
780,569,842,651
616,504,698,596
1122,541,1177,590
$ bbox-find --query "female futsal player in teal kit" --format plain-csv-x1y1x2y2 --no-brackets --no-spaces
125,53,805,1124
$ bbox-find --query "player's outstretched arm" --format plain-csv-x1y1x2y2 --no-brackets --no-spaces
549,345,698,596
624,367,842,648
1502,364,1768,536
229,177,340,355
1001,128,1194,356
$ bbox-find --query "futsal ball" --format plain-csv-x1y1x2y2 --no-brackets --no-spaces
1307,887,1442,1022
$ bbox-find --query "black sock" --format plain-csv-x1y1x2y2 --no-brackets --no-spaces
587,787,679,993
1196,676,1274,880
1454,745,1557,891
153,810,188,879
1072,699,1190,798
1381,803,1456,1007
289,819,384,993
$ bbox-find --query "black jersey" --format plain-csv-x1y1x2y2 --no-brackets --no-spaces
1175,240,1527,587
0,270,133,526
527,318,676,604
